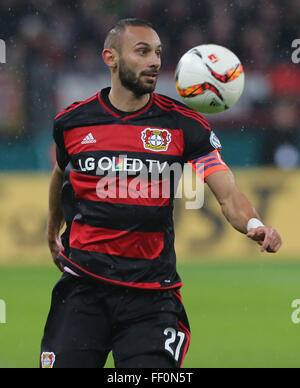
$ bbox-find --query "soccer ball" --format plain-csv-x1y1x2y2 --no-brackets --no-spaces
175,44,245,114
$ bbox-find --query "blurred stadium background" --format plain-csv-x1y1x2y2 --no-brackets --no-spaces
0,0,300,368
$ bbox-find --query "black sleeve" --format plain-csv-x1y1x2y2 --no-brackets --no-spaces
182,117,222,162
53,122,70,171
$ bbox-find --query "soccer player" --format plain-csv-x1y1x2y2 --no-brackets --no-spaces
40,19,282,369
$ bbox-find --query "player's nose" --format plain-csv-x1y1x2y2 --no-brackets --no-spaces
148,52,161,69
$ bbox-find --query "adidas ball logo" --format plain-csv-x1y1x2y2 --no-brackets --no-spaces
81,133,96,144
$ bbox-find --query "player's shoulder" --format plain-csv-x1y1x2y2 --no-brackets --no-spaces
153,92,211,131
54,93,99,127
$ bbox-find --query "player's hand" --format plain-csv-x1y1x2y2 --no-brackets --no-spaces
48,235,64,272
247,226,282,253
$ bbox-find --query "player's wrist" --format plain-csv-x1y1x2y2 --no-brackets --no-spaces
247,218,264,232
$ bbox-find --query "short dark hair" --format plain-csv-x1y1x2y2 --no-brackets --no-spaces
104,18,154,52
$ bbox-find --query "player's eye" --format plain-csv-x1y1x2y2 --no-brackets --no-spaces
137,48,148,55
156,50,162,57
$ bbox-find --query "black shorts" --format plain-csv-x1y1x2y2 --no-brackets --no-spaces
40,273,191,368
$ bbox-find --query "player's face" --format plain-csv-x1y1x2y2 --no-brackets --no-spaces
118,26,162,97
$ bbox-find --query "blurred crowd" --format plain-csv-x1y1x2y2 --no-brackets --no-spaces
0,0,299,167
1,0,299,68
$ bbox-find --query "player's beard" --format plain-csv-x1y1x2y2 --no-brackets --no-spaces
118,57,158,97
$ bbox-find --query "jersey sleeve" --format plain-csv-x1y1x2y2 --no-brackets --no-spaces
182,112,218,161
182,114,229,181
188,149,229,182
53,121,70,171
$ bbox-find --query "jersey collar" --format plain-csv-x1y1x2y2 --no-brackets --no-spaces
97,87,153,121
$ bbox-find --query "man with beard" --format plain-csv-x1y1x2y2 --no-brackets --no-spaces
40,19,282,368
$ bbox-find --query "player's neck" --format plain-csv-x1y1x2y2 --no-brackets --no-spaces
108,84,150,113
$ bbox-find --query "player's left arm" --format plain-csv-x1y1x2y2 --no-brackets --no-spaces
205,169,282,253
181,113,282,253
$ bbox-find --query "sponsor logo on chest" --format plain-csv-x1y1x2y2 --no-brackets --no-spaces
78,155,168,174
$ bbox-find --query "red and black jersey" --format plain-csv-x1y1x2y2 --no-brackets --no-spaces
54,87,229,290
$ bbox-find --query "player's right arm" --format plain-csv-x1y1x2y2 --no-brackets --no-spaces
46,162,65,271
47,113,71,271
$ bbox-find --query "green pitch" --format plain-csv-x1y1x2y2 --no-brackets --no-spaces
0,261,300,368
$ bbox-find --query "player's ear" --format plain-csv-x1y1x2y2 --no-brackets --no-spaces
102,48,118,70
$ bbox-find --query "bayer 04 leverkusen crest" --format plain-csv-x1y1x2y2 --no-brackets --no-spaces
41,352,56,368
141,128,172,152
